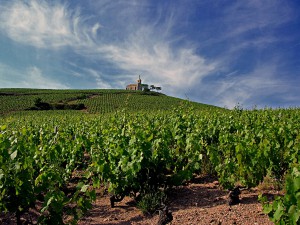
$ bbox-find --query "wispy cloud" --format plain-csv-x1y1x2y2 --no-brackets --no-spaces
223,0,294,37
194,0,298,108
22,66,69,89
83,68,113,89
0,63,68,89
211,62,290,108
1,0,216,94
198,0,295,55
0,0,96,49
100,28,218,95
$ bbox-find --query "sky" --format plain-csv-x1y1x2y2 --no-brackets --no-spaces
0,0,300,109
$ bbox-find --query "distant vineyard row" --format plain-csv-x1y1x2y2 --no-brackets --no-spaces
0,89,213,114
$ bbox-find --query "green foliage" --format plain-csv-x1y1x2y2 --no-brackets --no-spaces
260,165,300,224
204,108,300,189
137,190,166,214
0,119,94,224
0,88,216,114
33,97,52,110
89,106,204,204
0,95,300,223
29,97,85,111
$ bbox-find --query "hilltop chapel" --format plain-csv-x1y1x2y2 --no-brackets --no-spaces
126,75,142,91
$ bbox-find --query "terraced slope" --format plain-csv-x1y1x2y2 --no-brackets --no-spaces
0,88,217,114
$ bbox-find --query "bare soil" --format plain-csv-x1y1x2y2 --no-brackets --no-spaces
0,175,279,225
79,176,277,225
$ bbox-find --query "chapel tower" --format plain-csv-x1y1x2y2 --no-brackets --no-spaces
137,75,142,90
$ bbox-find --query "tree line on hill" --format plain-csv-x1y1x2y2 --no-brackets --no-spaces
142,84,162,92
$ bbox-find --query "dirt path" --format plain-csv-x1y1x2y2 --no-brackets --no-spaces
79,177,275,225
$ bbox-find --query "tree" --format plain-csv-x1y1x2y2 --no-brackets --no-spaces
34,97,42,106
142,87,150,92
34,98,51,110
155,87,161,91
150,85,155,90
141,84,149,91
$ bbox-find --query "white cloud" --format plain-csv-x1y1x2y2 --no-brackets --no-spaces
100,28,218,96
0,0,96,49
91,23,101,38
212,63,288,109
0,0,217,96
199,0,295,54
0,0,218,97
83,68,112,89
223,0,294,37
0,63,68,89
22,67,69,89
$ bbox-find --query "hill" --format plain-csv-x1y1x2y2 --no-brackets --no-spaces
1,89,299,225
0,88,218,115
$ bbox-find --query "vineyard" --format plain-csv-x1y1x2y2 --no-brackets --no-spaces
0,89,213,115
0,89,300,224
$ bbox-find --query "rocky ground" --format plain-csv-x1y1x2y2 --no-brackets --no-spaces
79,176,277,225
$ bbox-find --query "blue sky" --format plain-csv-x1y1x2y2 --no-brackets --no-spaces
0,0,300,109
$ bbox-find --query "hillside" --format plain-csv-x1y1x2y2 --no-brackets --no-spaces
1,88,300,225
0,88,218,115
